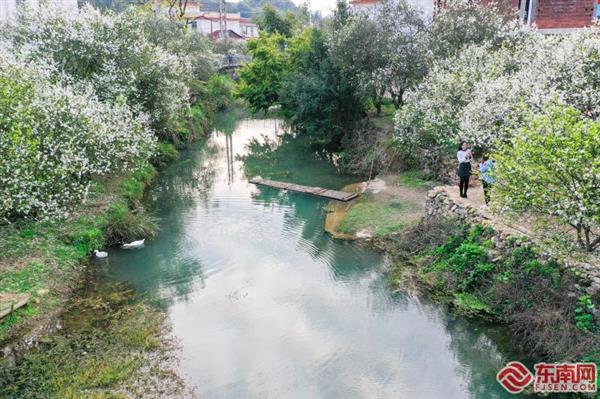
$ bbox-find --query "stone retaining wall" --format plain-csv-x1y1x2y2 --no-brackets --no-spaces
425,186,600,296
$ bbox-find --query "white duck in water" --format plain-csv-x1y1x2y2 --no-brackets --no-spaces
122,239,145,249
93,250,108,258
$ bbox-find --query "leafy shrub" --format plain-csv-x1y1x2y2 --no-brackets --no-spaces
453,292,493,316
104,202,159,245
153,142,180,167
575,295,596,332
206,74,235,112
236,33,287,113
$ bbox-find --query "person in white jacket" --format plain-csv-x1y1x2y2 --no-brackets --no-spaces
457,142,472,198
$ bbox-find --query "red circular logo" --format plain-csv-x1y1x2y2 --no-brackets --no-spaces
497,361,534,394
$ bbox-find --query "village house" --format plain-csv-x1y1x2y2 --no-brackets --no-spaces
184,5,259,41
351,0,599,31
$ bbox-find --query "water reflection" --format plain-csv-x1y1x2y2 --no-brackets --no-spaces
100,115,523,398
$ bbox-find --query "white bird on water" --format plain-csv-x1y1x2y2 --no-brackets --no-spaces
93,250,108,258
121,239,145,249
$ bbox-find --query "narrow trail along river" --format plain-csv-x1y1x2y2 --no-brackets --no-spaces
97,116,521,398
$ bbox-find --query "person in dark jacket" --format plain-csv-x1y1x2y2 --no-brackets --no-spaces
457,142,472,198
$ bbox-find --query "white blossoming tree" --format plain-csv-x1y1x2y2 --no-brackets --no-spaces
394,43,522,163
492,107,600,252
5,5,192,136
0,54,155,221
395,25,600,162
329,0,427,114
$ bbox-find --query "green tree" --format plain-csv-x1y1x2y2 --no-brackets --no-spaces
330,16,387,114
492,107,600,252
331,0,351,30
257,5,295,37
236,33,287,112
279,29,363,149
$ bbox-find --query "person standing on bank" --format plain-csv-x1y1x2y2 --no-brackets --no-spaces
457,142,472,198
479,156,495,205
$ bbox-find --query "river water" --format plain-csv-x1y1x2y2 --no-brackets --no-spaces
98,115,521,398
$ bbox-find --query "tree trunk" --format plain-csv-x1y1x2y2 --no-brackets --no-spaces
584,227,600,252
394,88,405,110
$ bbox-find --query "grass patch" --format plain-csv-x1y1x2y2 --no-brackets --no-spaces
153,142,179,167
339,197,420,236
0,294,185,399
120,165,156,206
104,201,159,246
0,162,159,343
0,261,46,294
452,292,493,316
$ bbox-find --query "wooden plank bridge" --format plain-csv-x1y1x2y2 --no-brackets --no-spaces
249,178,359,202
0,293,31,319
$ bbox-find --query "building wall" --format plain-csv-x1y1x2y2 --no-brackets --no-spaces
438,0,597,30
240,23,258,38
190,12,257,39
535,0,595,28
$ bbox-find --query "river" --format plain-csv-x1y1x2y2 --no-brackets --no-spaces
96,114,521,398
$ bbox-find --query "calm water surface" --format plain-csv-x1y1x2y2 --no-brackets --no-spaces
100,116,520,398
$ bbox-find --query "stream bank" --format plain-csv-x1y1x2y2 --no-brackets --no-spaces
78,116,523,398
328,177,600,366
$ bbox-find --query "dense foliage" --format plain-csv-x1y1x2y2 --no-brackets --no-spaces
0,52,155,221
279,29,363,148
5,6,213,136
238,0,515,149
0,5,227,222
330,0,427,112
236,33,288,113
395,22,600,158
236,2,366,148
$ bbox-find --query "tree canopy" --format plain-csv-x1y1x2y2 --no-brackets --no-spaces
492,107,600,252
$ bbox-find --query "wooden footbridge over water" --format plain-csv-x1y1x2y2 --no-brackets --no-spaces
249,178,359,202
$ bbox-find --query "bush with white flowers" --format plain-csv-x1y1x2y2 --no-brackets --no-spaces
395,26,600,157
394,42,524,159
0,52,155,222
5,5,192,136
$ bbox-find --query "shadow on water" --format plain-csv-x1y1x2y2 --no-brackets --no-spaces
91,111,531,398
240,132,360,189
